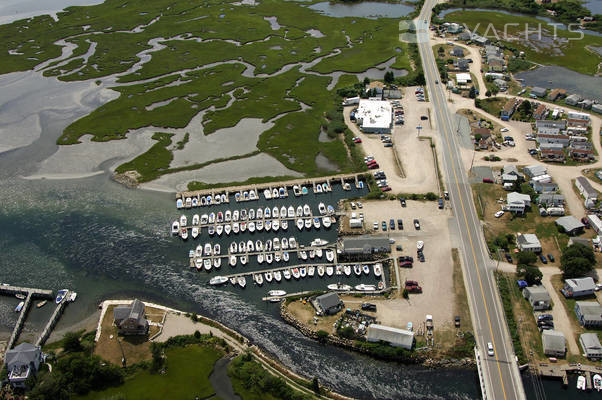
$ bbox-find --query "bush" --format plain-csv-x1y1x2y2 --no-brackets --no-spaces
561,243,596,279
338,326,355,339
316,330,329,343
63,332,83,353
517,264,542,285
516,251,537,265
402,289,409,299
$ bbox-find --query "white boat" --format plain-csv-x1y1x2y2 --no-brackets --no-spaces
273,207,279,218
249,190,257,200
238,276,246,288
355,284,376,291
201,196,208,206
344,265,351,276
232,222,239,234
317,265,325,277
264,189,272,199
204,243,212,256
292,268,300,279
240,222,247,232
301,186,308,195
300,250,307,260
374,263,382,277
180,228,188,240
224,224,232,235
315,248,323,258
208,225,215,235
204,259,212,271
287,206,295,218
269,290,286,297
225,210,232,222
266,253,273,264
216,225,223,236
274,270,282,282
249,221,256,232
327,205,335,215
229,277,237,286
274,252,281,262
240,255,248,265
272,188,279,198
56,289,68,304
296,205,303,217
180,215,187,226
255,240,263,251
283,251,289,262
311,238,328,247
208,213,216,223
322,183,329,192
189,249,195,258
194,258,202,270
191,197,198,207
176,198,183,209
280,206,287,218
206,195,212,205
240,209,247,220
300,267,307,277
318,202,326,215
257,208,263,219
308,266,315,276
289,237,297,248
192,214,200,225
264,207,271,218
593,374,602,391
255,274,263,286
185,197,192,208
217,212,224,222
304,218,312,229
213,258,221,269
296,219,304,230
36,300,48,308
279,187,286,197
326,266,334,276
265,220,272,231
322,217,332,229
191,227,199,239
313,217,321,229
249,209,255,220
315,184,323,193
327,283,351,291
354,264,362,276
273,238,280,251
293,185,301,196
230,242,238,254
577,375,586,391
309,249,315,259
171,220,180,234
222,194,228,203
247,240,254,252
256,220,264,231
281,220,288,230
283,269,291,280
335,265,342,275
272,219,280,231
201,214,209,224
363,264,370,274
265,239,273,251
303,204,311,216
281,238,289,250
209,276,229,286
417,241,424,251
257,253,264,263
239,241,246,253
15,301,24,312
214,195,221,205
325,250,334,262
213,243,221,255
265,271,273,283
230,255,237,266
232,210,239,222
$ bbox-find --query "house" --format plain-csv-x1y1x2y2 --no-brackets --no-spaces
536,120,566,131
4,342,43,388
447,22,463,34
523,164,547,178
536,134,570,147
455,58,469,71
355,100,392,134
113,299,149,335
532,182,558,194
537,193,564,207
542,330,566,357
455,73,471,85
472,35,490,46
450,46,464,57
485,45,502,58
530,87,547,98
570,148,595,161
555,216,585,235
341,237,391,255
580,333,602,360
503,165,519,176
580,99,594,110
569,237,593,248
575,301,602,328
457,31,472,41
587,214,602,234
568,111,590,121
539,143,564,152
575,177,598,203
567,118,590,129
314,292,343,315
366,324,415,350
565,94,582,106
533,104,548,120
592,103,602,114
494,79,507,90
506,192,531,214
478,138,489,149
547,88,567,102
562,277,595,298
523,285,551,310
530,174,552,184
472,127,491,140
516,233,542,252
540,149,565,162
501,98,521,121
502,173,518,184
488,59,504,72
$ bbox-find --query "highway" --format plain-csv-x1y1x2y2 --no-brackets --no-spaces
414,1,526,399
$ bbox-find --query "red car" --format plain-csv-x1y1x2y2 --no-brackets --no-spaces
368,164,380,169
399,261,413,268
366,160,377,165
405,280,419,287
353,138,362,143
380,186,391,192
482,178,494,183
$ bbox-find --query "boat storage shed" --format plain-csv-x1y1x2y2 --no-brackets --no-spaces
355,100,392,134
580,333,602,360
366,324,415,350
313,292,343,316
541,330,566,357
341,237,391,255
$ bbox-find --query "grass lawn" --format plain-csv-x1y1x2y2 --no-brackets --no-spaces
82,345,223,400
474,97,506,119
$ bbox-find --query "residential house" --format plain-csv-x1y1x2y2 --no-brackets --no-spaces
472,35,490,46
540,149,565,162
542,330,566,357
523,285,551,310
506,192,532,214
516,233,542,252
580,99,594,110
562,277,595,298
536,134,570,147
447,23,463,34
537,194,564,208
484,45,502,57
457,31,472,41
539,143,564,152
531,87,547,98
455,58,469,71
502,173,518,184
588,214,602,235
501,98,521,121
314,292,343,315
503,165,520,176
530,174,552,184
494,79,507,91
366,324,415,350
592,103,602,114
536,120,566,131
555,216,585,235
488,59,504,72
575,176,598,208
568,118,590,128
450,46,464,57
570,148,595,161
575,301,602,328
472,127,491,140
4,342,43,388
533,103,548,120
113,299,149,335
523,164,547,178
532,182,558,194
547,88,567,102
580,333,602,360
565,94,582,106
455,73,471,85
568,111,590,121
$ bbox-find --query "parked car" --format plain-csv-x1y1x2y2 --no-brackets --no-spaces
495,210,505,218
547,254,555,262
352,137,362,143
537,314,553,322
539,254,548,264
399,261,413,268
418,253,425,262
384,143,393,147
357,202,363,209
581,217,590,228
483,178,494,183
390,219,395,229
443,191,449,200
505,253,513,264
368,164,380,169
397,219,403,229
361,303,377,312
414,219,420,230
380,186,391,192
500,128,509,133
420,115,428,120
399,198,407,207
454,316,461,327
382,221,387,231
438,198,444,209
373,222,378,230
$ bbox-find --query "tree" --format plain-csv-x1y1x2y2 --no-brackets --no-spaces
363,77,370,86
562,258,593,279
493,234,509,251
518,264,543,285
561,243,596,266
311,377,321,394
384,71,394,84
63,332,83,353
469,86,476,99
519,183,536,200
316,330,329,343
516,251,537,265
518,100,532,116
485,90,492,97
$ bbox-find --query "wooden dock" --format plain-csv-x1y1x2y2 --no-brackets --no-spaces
179,213,336,231
536,362,602,387
189,244,338,264
35,299,69,347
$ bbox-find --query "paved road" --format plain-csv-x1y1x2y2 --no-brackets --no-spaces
414,2,526,399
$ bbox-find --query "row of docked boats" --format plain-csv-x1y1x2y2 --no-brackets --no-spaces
177,192,231,209
14,288,77,312
209,263,384,290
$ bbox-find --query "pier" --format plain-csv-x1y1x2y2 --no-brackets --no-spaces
179,213,336,231
189,244,338,266
35,299,69,347
536,362,602,387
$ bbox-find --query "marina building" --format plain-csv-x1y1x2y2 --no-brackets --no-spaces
341,237,391,256
313,292,343,316
366,324,415,350
354,100,392,134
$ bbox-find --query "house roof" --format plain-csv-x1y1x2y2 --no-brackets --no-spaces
316,292,342,310
5,342,40,369
114,299,146,326
472,127,491,136
366,324,414,347
576,177,597,197
580,333,602,351
523,164,547,177
531,87,547,96
517,233,541,247
537,134,570,140
576,302,602,322
502,174,518,181
507,192,531,203
556,216,586,232
503,165,519,175
542,330,565,352
525,285,550,302
537,194,564,204
342,237,391,253
565,277,595,291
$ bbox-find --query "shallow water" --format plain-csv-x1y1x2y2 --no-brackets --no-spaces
515,66,602,103
307,1,415,19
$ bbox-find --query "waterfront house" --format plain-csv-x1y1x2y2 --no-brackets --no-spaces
523,285,550,310
592,103,602,114
547,88,566,102
575,301,602,328
555,216,585,236
113,299,149,336
314,292,343,316
565,94,582,106
523,164,547,178
542,330,566,357
562,277,595,298
580,333,602,360
516,233,541,252
5,342,43,388
530,87,547,98
366,324,414,350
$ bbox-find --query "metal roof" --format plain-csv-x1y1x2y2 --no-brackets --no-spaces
542,330,565,353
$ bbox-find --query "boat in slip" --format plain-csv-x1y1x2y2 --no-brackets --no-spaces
204,259,212,271
308,266,315,276
315,184,323,194
299,267,307,278
313,218,321,229
281,220,288,230
363,264,370,274
36,300,48,308
344,265,351,276
327,283,351,291
274,252,281,262
191,227,200,239
318,202,327,215
303,204,311,216
289,237,297,249
373,263,382,277
265,239,273,251
201,196,208,206
224,210,232,222
224,224,232,235
257,253,264,264
292,268,301,279
272,188,279,198
229,277,237,286
176,198,184,209
273,238,281,251
274,270,282,282
215,224,223,236
213,243,221,255
248,221,256,232
264,220,272,232
280,206,287,217
327,205,335,215
208,213,216,224
194,258,203,270
214,195,221,205
417,241,424,251
189,250,195,258
594,374,602,391
240,222,247,232
282,251,289,262
296,219,304,231
255,240,263,251
204,243,212,256
377,281,384,290
15,301,24,312
301,186,308,195
335,265,342,275
254,274,263,286
249,190,257,201
577,375,586,391
283,269,292,280
213,258,221,269
281,238,289,250
171,220,180,235
256,220,264,232
355,284,376,291
309,250,315,259
326,266,334,276
232,210,239,222
217,212,224,223
208,225,216,236
264,207,271,218
300,250,308,260
229,241,238,254
240,209,247,221
279,187,286,198
192,214,200,225
180,228,188,240
266,253,273,264
15,293,25,300
238,276,246,288
272,219,280,231
247,240,254,252
201,214,209,224
248,209,255,220
229,255,237,266
209,276,228,286
304,218,312,230
265,271,273,283
56,289,68,304
264,189,272,200
293,185,301,196
311,238,328,247
239,241,246,253
296,205,303,217
354,264,362,276
232,222,240,234
272,207,279,218
322,183,329,192
325,250,334,262
269,290,286,297
287,206,295,218
240,255,248,265
256,208,263,219
322,216,332,229
315,248,323,258
185,197,192,208
317,265,325,277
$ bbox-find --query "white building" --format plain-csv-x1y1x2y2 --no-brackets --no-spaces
516,233,542,252
455,73,471,85
588,214,602,235
568,111,590,121
506,192,531,213
355,100,392,134
366,324,415,350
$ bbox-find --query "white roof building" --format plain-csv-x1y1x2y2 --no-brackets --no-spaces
355,100,392,134
516,233,541,252
366,324,415,350
455,73,471,85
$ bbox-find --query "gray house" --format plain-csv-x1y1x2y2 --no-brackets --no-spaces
555,216,586,236
113,299,149,336
536,194,564,207
531,87,547,98
575,177,598,203
366,324,415,350
575,301,602,328
532,182,558,194
562,277,596,298
523,286,550,310
523,165,547,178
314,292,343,315
580,333,602,360
4,342,43,388
451,46,464,57
341,237,391,255
516,233,542,252
542,330,566,357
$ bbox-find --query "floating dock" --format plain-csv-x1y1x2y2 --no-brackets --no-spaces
536,362,602,387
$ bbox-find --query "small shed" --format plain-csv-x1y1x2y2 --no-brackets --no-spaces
366,324,415,350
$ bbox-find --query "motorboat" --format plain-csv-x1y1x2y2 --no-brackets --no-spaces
354,265,362,276
240,209,247,220
201,196,207,206
309,250,315,259
292,268,300,279
194,258,202,270
36,300,48,308
265,271,273,283
363,265,370,274
238,276,246,288
249,209,255,220
255,273,263,286
256,240,263,251
189,250,195,258
326,266,334,276
304,218,312,229
230,255,237,266
209,276,229,286
257,208,263,219
283,269,291,280
355,284,376,291
180,228,188,240
417,241,424,251
225,210,232,222
322,216,332,229
374,263,382,277
214,195,221,205
264,207,271,218
318,202,326,215
230,242,238,254
265,220,272,231
269,290,286,297
172,220,180,234
273,207,279,218
232,210,239,222
235,192,242,202
296,205,303,217
335,265,342,275
15,301,24,312
214,243,221,255
224,224,232,235
229,277,237,286
232,222,240,234
288,206,295,218
241,255,248,265
185,197,192,208
378,281,385,290
300,267,307,278
56,289,68,304
315,184,323,193
176,198,184,209
282,251,289,262
273,238,281,251
311,238,328,247
249,221,256,232
289,237,297,249
279,187,286,198
327,283,351,291
265,239,273,251
204,259,212,271
593,374,602,391
322,183,329,192
296,219,304,231
264,189,272,200
272,188,279,198
281,220,288,230
249,190,257,200
209,213,216,223
208,225,215,236
266,253,273,264
247,240,254,252
204,243,212,256
272,219,280,231
206,195,212,205
240,222,247,232
191,227,199,239
577,375,586,391
301,186,308,195
300,251,307,260
196,245,204,257
326,250,334,262
293,185,301,196
274,252,281,262
222,193,228,203
343,182,351,190
217,212,223,222
216,225,223,236
213,258,221,269
303,204,311,216
274,270,282,282
357,181,365,189
257,253,264,263
256,220,264,231
327,205,335,215
313,217,321,229
281,238,289,250
201,214,209,224
192,214,200,225
239,241,246,253
344,265,351,276
280,206,287,218
315,248,323,258
308,266,315,276
317,265,325,277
